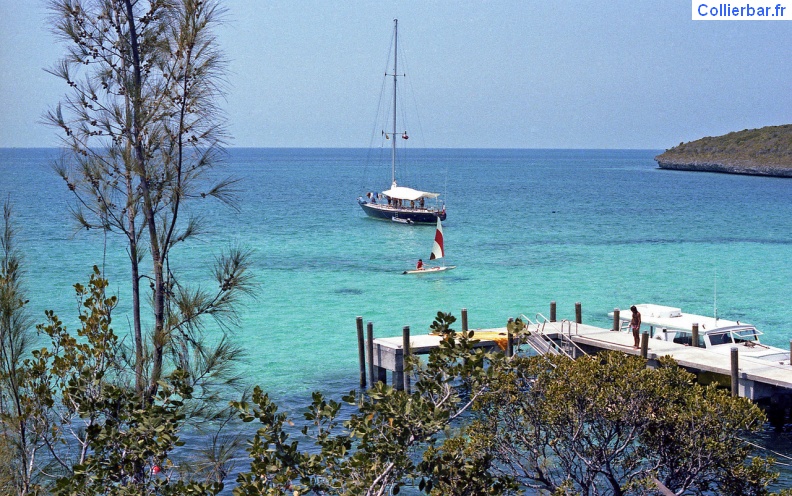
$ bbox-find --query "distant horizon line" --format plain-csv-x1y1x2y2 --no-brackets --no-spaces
0,146,665,152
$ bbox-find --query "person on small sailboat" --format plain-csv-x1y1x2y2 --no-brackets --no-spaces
403,218,455,274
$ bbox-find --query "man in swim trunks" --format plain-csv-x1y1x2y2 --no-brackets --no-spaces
630,305,641,349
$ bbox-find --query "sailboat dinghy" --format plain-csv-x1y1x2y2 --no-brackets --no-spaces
403,218,456,274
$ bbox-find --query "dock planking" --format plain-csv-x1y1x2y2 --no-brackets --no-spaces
358,309,792,402
367,329,508,391
529,319,792,401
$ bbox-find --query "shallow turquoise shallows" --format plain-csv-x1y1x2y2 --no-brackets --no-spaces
3,147,792,393
2,148,791,486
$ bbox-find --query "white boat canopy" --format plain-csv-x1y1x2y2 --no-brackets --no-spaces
382,186,440,201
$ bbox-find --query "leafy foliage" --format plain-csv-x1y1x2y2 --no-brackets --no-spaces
17,268,223,495
233,314,786,496
3,266,789,496
233,313,514,495
478,351,778,495
51,369,221,496
428,311,456,338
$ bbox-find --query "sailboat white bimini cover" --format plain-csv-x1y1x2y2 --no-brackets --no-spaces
382,186,440,201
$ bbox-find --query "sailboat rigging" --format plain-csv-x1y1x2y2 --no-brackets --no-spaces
403,218,456,274
358,19,447,225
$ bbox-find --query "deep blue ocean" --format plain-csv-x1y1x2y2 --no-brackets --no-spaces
2,147,791,489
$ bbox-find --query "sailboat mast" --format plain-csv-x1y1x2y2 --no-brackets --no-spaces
391,19,398,186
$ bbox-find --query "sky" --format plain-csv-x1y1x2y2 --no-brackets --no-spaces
0,1,790,149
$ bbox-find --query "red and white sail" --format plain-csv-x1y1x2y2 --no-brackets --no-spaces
429,217,444,260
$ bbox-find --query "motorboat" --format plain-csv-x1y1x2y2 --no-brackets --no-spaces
611,304,790,365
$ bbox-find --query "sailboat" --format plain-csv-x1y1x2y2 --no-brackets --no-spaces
358,19,447,225
403,218,456,274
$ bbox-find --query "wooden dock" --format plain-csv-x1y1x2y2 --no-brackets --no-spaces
561,321,792,401
366,328,509,391
356,306,792,403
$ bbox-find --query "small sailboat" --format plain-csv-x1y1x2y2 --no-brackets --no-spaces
358,19,447,225
403,218,456,274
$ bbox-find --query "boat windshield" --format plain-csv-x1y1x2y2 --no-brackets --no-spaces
732,327,760,343
708,327,761,346
672,331,705,348
708,332,733,346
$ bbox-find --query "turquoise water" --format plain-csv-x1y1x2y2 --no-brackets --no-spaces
3,147,792,394
2,147,792,485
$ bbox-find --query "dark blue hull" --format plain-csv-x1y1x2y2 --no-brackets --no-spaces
358,200,446,224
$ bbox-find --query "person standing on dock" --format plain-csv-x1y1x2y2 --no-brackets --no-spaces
630,305,642,349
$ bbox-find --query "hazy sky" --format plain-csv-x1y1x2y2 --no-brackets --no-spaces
1,1,789,149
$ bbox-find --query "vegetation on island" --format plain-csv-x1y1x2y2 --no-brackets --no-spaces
0,0,791,494
656,124,792,176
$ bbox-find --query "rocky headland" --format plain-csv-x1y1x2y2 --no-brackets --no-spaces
655,124,792,178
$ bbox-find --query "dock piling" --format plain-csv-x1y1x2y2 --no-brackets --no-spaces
640,332,649,358
367,321,375,386
356,317,366,388
402,326,411,393
692,323,699,348
575,302,582,324
550,301,556,322
612,308,620,331
461,308,468,333
731,347,739,397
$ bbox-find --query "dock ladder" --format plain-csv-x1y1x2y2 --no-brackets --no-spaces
519,314,588,359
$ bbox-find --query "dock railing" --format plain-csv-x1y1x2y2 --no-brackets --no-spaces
558,319,588,358
519,314,560,356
